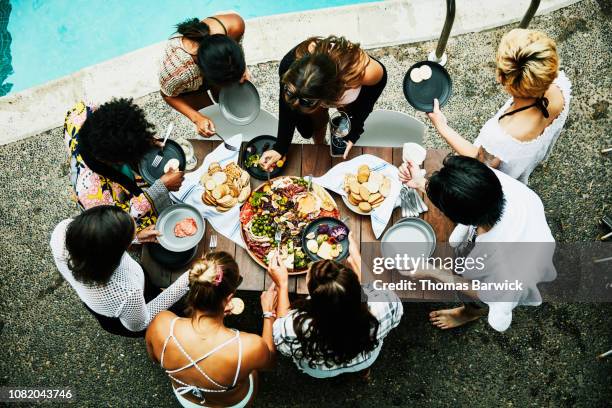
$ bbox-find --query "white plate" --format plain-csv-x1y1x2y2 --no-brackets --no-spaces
156,204,205,252
380,218,436,273
219,81,261,126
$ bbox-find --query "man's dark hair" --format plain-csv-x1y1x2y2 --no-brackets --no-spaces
65,206,135,285
78,98,156,164
426,155,506,227
197,34,245,87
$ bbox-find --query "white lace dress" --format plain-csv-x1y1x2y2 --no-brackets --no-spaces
50,219,189,332
473,71,572,184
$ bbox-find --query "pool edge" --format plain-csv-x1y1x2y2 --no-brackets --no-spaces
0,0,579,146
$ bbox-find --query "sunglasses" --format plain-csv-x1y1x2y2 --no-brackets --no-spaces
284,85,318,108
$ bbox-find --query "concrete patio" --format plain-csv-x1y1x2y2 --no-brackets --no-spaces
0,0,610,406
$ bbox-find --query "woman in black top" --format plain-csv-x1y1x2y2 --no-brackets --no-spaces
260,36,387,168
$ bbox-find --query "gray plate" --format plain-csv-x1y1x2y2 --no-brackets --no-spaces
219,80,261,126
381,217,436,261
155,204,205,252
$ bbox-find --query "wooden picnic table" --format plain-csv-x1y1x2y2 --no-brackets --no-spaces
177,140,456,298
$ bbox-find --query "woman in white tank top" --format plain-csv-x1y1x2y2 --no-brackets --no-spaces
427,29,571,184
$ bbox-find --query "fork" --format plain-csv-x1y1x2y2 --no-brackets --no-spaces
152,123,174,168
274,229,282,249
400,186,409,218
212,131,240,151
209,234,218,251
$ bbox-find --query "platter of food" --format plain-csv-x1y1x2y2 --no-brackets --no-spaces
342,164,392,215
241,135,285,180
302,217,350,262
155,203,205,252
200,161,251,212
239,176,340,274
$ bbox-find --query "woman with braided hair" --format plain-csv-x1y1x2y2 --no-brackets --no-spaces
267,232,403,379
146,252,278,407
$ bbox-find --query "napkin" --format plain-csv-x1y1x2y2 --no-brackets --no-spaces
170,134,246,248
312,154,402,239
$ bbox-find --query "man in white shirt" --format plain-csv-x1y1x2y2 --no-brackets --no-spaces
399,155,556,331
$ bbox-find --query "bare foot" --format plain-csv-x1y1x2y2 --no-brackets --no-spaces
429,306,481,329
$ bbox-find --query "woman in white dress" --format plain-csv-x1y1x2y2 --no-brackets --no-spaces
427,29,571,184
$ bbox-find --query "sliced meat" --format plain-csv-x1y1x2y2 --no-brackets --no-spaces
174,217,198,238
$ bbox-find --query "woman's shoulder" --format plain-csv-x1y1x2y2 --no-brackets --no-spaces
361,55,384,86
205,13,245,39
147,311,178,338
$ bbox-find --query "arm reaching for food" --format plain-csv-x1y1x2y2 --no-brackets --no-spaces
266,253,290,318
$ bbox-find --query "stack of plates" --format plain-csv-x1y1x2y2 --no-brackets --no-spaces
381,218,436,275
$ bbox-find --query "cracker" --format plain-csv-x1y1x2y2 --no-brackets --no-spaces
348,194,361,206
358,201,372,212
380,178,391,197
359,185,371,201
368,193,382,204
365,180,379,194
238,185,251,202
349,181,361,195
212,171,227,185
205,180,216,191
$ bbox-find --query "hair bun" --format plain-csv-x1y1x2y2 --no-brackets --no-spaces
189,260,223,286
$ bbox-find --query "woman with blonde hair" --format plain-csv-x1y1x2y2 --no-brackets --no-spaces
146,252,278,407
260,35,387,165
423,29,571,184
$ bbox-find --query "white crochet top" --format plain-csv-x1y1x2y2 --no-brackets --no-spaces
50,219,189,332
474,71,572,184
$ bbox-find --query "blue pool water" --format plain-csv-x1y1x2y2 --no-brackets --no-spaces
1,0,377,96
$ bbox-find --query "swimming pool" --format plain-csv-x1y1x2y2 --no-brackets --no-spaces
1,0,378,96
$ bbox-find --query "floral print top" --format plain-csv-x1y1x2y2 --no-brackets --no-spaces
63,101,158,232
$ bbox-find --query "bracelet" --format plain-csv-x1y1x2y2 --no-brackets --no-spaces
262,311,276,319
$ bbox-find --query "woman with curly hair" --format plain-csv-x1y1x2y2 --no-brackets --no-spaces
260,35,387,166
146,252,278,407
159,14,247,137
267,233,402,378
64,98,184,242
424,29,571,184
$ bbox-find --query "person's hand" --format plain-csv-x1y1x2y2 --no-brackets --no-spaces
240,68,251,84
427,98,447,129
260,283,278,314
342,141,354,160
192,113,216,137
346,231,361,274
136,225,162,243
267,252,289,289
260,150,282,172
398,160,426,192
160,168,185,191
